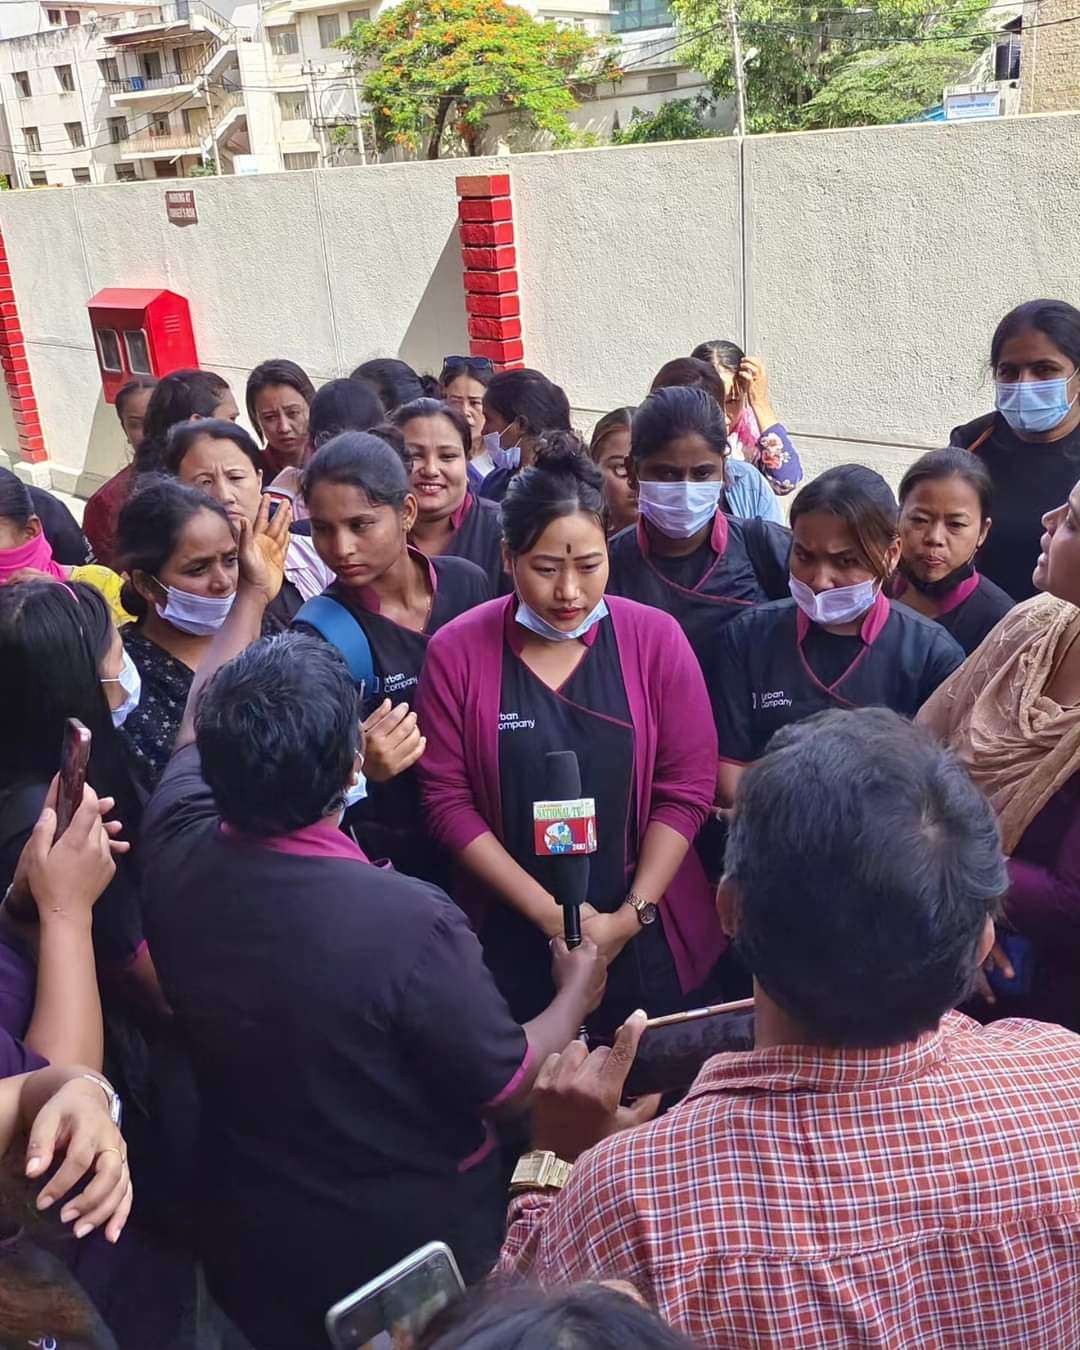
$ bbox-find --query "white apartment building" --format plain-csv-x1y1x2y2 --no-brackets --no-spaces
0,0,250,185
0,0,718,184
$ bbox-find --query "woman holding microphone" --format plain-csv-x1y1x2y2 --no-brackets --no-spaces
416,435,725,1031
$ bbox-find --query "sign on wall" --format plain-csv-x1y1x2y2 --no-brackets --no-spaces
165,189,198,227
943,89,1002,121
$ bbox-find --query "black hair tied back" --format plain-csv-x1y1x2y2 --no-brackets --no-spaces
501,431,606,556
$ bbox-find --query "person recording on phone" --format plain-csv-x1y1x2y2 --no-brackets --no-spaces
499,708,1080,1348
138,499,605,1350
416,435,725,1034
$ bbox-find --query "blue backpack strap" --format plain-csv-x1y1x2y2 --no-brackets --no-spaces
294,595,378,695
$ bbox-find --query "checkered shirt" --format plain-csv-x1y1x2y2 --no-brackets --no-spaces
499,1013,1080,1348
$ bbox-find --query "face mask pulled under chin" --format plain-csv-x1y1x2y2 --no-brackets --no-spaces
337,762,368,823
789,574,879,627
899,554,976,599
514,597,609,643
637,481,722,539
154,580,236,636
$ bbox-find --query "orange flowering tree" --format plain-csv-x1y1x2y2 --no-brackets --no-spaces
338,0,618,159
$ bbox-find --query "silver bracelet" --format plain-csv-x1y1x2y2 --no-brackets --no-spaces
79,1072,123,1127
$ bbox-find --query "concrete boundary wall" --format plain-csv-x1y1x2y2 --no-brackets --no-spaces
0,110,1077,495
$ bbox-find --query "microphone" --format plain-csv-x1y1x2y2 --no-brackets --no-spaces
534,750,597,949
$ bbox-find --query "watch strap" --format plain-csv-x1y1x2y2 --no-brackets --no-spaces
510,1150,573,1195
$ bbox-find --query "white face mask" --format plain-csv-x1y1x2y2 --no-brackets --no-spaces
483,429,521,472
637,481,722,539
154,579,236,637
514,597,609,643
789,574,879,627
338,755,367,823
100,648,142,728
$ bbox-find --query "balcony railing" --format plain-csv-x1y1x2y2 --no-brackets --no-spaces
103,0,232,33
122,129,202,153
108,71,203,92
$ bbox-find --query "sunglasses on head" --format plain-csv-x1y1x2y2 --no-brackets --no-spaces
442,355,494,373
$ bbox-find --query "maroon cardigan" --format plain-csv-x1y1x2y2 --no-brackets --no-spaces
414,594,725,993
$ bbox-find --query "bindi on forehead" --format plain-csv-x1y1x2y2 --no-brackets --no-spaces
566,543,572,555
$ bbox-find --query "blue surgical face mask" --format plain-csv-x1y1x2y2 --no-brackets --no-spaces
995,374,1078,434
100,648,142,728
484,428,521,472
515,597,609,643
789,574,878,627
154,579,235,637
637,481,722,539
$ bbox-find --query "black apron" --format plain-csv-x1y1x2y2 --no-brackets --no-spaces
487,617,682,1032
443,492,508,595
298,555,489,883
708,595,966,764
606,513,790,669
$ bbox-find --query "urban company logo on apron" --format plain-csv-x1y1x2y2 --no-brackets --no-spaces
752,689,794,710
499,710,536,732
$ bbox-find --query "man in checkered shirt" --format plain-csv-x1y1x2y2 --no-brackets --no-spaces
499,708,1080,1347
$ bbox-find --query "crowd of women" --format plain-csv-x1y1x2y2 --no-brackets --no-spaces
0,295,1079,1347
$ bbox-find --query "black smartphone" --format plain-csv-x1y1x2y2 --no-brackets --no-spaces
325,1242,465,1350
56,718,91,837
622,998,755,1099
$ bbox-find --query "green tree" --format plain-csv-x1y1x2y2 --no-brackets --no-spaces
612,95,719,144
800,42,972,128
668,0,990,132
338,0,618,159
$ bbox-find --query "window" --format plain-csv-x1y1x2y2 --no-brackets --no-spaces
611,0,672,31
284,151,318,170
108,115,128,143
646,71,678,92
143,51,162,80
29,171,47,187
149,112,170,136
317,12,341,46
97,328,122,371
99,57,119,83
64,8,81,23
65,121,84,147
57,64,75,92
124,330,152,375
73,167,91,183
47,6,61,20
115,164,137,181
270,24,299,55
24,126,40,152
277,90,309,121
13,72,30,98
346,8,369,26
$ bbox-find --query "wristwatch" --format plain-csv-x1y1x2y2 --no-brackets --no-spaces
625,890,659,926
81,1072,123,1128
509,1150,574,1196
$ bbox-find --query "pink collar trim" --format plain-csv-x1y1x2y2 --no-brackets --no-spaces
345,545,437,617
891,570,981,617
636,509,728,561
449,492,474,530
795,588,891,646
221,819,371,862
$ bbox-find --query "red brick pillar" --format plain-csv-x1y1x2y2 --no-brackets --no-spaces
456,173,524,371
0,226,45,463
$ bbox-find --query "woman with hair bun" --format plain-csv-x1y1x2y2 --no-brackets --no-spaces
416,432,726,1030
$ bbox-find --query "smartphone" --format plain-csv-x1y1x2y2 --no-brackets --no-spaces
325,1242,465,1350
987,932,1036,999
56,718,91,837
622,997,756,1099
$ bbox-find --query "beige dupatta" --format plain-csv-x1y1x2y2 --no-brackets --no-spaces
917,593,1080,854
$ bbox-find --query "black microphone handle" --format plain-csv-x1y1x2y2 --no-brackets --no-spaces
563,903,582,950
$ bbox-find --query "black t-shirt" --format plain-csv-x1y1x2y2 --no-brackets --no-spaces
606,515,791,670
141,746,528,1349
28,485,90,565
952,411,1080,602
444,492,507,594
706,597,965,764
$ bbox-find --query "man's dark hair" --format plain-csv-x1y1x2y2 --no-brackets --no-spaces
195,633,360,834
726,707,1007,1048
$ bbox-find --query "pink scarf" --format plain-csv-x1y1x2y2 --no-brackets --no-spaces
727,406,760,459
0,530,67,586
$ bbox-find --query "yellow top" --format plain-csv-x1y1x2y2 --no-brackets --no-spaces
69,564,133,627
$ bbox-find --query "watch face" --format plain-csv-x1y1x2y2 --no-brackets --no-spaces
640,903,659,925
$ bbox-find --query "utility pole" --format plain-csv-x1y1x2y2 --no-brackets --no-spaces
729,0,747,138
